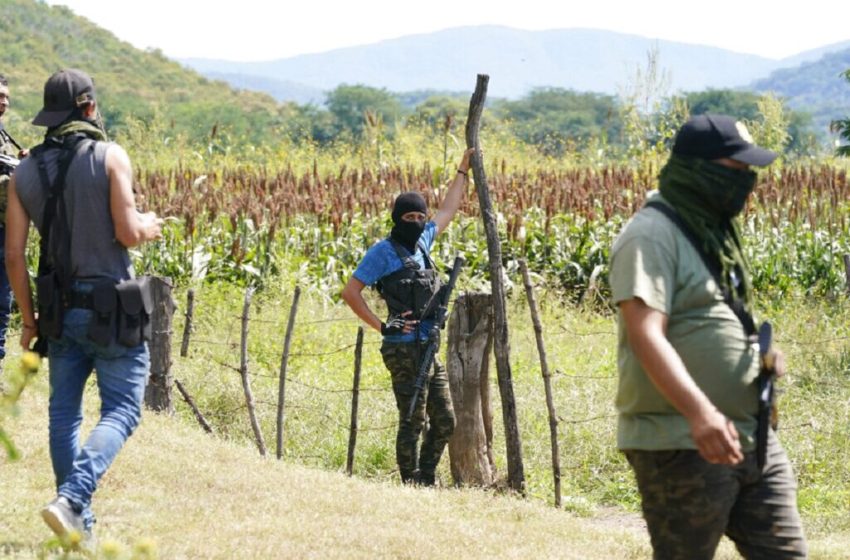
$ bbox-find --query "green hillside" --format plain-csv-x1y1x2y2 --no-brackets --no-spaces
2,0,840,161
0,0,291,147
752,47,850,135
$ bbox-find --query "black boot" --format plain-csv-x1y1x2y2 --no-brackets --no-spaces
400,469,420,485
417,471,435,487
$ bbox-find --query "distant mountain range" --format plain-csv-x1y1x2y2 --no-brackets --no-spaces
752,48,850,133
4,0,847,148
181,26,850,105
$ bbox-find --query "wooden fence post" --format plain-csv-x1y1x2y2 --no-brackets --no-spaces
145,276,175,414
843,254,850,295
276,286,301,460
519,260,562,507
240,287,266,456
175,378,213,434
347,327,364,476
447,292,496,486
466,74,526,494
180,288,195,357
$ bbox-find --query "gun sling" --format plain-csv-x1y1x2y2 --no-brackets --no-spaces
645,200,774,470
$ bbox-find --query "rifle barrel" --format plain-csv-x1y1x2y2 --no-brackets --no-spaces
403,254,464,422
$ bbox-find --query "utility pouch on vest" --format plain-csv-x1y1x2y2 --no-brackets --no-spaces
87,280,118,347
116,276,153,347
411,271,440,320
36,271,64,339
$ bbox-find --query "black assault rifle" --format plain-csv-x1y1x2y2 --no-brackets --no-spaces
405,255,465,422
756,321,778,470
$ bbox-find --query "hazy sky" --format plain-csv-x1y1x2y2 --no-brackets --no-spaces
48,0,848,62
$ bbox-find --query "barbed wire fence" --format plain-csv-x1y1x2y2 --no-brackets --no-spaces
165,272,850,497
171,285,399,476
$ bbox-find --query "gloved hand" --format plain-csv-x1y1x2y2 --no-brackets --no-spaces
381,316,407,336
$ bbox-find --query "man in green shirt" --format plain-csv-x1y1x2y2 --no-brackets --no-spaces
610,114,806,559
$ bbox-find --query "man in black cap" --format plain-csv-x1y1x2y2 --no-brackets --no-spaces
609,114,806,558
341,148,474,486
6,69,163,548
0,73,28,370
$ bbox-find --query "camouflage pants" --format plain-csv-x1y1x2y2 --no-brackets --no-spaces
381,341,455,483
624,429,807,560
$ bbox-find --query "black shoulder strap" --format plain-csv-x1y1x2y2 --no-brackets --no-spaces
0,126,22,152
645,200,756,336
33,135,88,284
387,237,434,270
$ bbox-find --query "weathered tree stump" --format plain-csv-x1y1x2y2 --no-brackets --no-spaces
145,276,175,414
447,292,496,486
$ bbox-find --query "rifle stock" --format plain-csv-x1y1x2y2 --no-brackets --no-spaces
405,255,464,422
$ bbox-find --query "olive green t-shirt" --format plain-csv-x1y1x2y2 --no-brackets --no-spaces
609,192,759,452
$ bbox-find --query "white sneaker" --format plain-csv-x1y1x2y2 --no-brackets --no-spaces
41,496,92,548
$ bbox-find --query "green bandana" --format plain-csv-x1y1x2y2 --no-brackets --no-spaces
45,119,108,142
657,154,755,315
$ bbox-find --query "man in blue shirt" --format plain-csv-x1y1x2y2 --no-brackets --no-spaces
342,148,474,485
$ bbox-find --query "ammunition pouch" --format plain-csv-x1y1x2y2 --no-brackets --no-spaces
78,276,154,348
87,279,118,346
380,268,441,321
116,276,153,347
36,271,64,339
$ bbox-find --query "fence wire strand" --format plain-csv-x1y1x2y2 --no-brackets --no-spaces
174,290,849,480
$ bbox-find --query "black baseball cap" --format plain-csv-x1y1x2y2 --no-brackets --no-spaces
672,114,777,167
32,69,96,127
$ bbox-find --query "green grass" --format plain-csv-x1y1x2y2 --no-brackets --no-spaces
1,274,848,558
3,372,655,560
168,276,849,544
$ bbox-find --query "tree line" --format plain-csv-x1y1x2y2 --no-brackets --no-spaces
267,84,823,158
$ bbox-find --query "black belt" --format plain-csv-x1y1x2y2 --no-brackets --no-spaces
64,290,95,309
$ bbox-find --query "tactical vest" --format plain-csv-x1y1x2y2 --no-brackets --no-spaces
377,239,441,320
0,129,16,154
0,126,20,225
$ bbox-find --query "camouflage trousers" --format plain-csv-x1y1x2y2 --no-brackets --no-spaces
380,341,455,483
624,429,807,560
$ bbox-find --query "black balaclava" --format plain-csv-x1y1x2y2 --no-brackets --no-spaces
390,192,427,253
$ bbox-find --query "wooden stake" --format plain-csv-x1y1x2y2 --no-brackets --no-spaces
175,378,213,434
180,288,195,357
465,74,526,494
346,327,364,476
843,254,850,295
276,285,301,460
240,287,266,456
519,260,562,507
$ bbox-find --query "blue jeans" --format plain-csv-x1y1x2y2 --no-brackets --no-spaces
48,307,149,530
0,227,12,361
